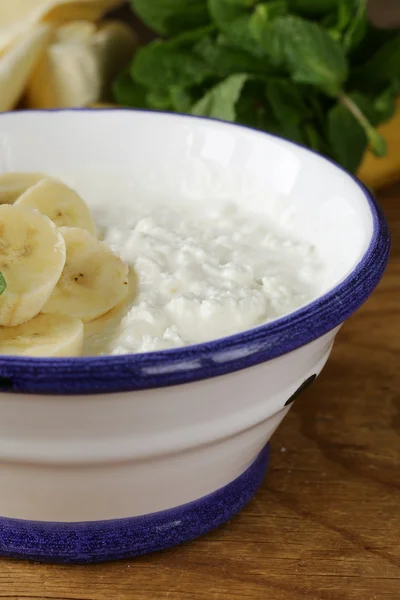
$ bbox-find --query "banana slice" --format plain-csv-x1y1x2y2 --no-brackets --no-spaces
0,172,46,204
0,205,66,327
0,313,83,357
83,266,137,355
43,226,129,322
15,178,97,235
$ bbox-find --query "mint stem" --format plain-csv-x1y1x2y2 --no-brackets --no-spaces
338,92,370,130
343,0,366,50
338,92,387,157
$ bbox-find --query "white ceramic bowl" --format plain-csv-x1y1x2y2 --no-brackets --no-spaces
0,110,389,564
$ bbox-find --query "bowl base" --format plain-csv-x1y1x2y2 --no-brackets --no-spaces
0,444,270,564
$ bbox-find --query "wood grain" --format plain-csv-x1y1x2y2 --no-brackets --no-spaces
0,185,399,600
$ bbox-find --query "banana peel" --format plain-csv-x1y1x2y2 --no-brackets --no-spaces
357,99,400,190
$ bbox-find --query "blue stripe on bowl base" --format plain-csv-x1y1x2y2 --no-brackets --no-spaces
0,444,270,564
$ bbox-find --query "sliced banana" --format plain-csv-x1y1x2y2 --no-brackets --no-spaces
43,226,129,322
0,172,46,204
15,178,97,235
0,313,83,357
0,205,66,327
83,266,137,355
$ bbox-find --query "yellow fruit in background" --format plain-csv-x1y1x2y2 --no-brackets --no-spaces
88,102,119,108
0,0,125,54
0,24,51,112
25,20,136,109
55,20,97,41
43,0,127,24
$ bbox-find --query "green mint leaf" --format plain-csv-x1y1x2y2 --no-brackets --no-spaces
329,92,389,171
112,70,148,108
131,0,210,36
251,0,289,30
207,0,263,56
355,34,400,86
194,35,269,77
208,0,257,25
336,0,353,31
169,86,194,112
373,86,398,123
236,78,310,148
265,79,309,127
0,273,6,296
250,2,289,43
191,73,248,121
340,0,367,52
277,123,308,146
132,41,213,91
303,124,323,153
329,0,367,52
341,92,388,157
264,79,312,147
146,90,173,110
168,25,217,48
338,92,380,127
259,16,349,96
328,102,368,173
366,129,387,158
236,79,281,132
219,15,263,55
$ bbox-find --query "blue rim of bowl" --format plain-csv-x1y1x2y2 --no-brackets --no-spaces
0,109,391,395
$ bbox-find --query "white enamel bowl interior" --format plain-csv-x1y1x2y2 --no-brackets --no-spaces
0,109,372,294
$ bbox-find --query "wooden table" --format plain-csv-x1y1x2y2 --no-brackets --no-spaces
1,185,399,600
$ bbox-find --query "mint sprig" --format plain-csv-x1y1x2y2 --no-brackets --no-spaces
115,0,398,174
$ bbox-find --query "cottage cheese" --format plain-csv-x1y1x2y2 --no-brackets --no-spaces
84,201,323,355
